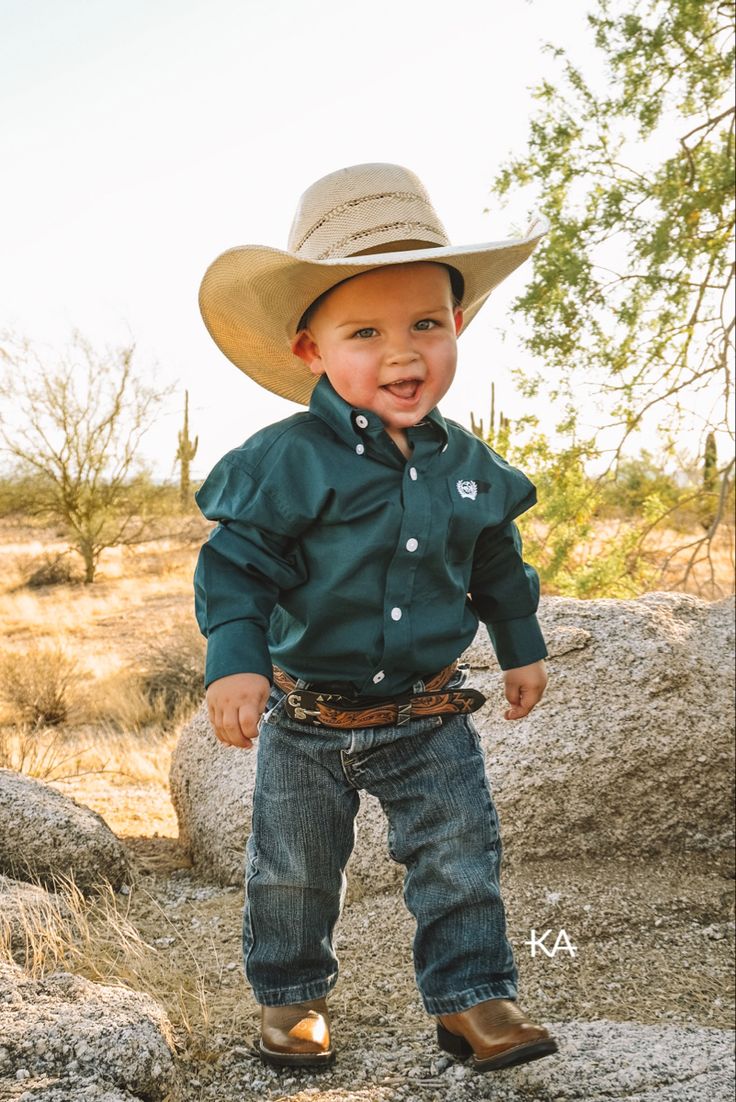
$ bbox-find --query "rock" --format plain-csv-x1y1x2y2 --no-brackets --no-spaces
470,592,735,863
0,877,74,966
0,770,132,894
0,961,176,1101
482,1018,736,1101
170,593,735,895
3,1077,141,1099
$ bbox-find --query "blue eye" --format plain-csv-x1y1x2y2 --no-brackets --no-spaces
353,327,377,339
415,319,437,330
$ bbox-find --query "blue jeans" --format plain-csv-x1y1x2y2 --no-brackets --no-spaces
242,672,519,1015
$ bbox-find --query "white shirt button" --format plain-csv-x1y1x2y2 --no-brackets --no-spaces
391,607,402,621
355,443,365,455
372,670,385,684
405,538,418,552
355,414,368,428
409,467,418,480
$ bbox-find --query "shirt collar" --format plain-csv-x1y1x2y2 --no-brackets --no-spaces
308,374,448,448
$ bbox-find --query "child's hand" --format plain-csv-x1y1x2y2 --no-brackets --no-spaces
206,672,271,749
503,659,548,721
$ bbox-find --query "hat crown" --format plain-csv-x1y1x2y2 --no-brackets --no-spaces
286,162,451,261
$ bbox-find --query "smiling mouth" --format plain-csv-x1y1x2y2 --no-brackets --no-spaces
382,378,422,400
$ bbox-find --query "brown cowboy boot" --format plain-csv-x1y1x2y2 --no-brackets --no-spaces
437,998,558,1072
258,997,334,1067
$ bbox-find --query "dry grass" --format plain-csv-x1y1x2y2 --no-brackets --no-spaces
0,722,179,788
0,524,205,763
0,872,214,1051
0,540,202,834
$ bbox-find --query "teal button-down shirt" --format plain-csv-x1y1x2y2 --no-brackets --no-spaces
194,375,548,695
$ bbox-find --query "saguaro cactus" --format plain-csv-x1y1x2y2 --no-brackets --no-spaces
176,390,198,508
701,430,718,530
470,382,509,449
703,431,717,494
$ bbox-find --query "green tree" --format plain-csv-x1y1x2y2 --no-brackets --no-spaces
0,332,173,582
491,0,734,595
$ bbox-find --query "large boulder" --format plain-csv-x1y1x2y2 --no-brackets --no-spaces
0,961,176,1101
0,771,132,894
470,591,734,864
170,593,734,896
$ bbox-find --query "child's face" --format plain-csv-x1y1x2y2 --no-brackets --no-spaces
291,263,463,448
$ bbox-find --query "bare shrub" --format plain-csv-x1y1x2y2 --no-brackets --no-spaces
138,621,205,724
23,553,83,589
79,668,156,733
0,643,81,727
0,333,174,583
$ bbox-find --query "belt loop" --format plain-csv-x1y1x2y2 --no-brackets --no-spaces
412,678,424,693
397,700,413,726
295,677,309,689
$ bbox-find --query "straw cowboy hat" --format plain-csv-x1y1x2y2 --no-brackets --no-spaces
198,163,548,405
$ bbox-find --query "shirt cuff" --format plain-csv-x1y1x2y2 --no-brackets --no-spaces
204,620,273,689
486,613,549,671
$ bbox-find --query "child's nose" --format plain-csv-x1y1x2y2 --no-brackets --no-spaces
385,336,420,364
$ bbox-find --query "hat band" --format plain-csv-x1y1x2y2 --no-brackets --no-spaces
292,190,450,258
293,190,425,251
316,220,448,260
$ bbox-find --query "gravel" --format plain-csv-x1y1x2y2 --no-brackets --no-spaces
107,840,735,1102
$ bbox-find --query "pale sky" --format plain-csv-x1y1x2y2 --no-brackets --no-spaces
0,0,727,480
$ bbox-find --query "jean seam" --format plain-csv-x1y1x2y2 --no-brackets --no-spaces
243,841,259,985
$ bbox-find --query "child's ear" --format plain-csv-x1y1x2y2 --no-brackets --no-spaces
291,330,325,375
453,307,464,336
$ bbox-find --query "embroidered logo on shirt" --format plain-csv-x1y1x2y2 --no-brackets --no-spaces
456,479,478,501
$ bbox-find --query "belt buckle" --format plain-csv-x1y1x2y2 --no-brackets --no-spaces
286,691,322,724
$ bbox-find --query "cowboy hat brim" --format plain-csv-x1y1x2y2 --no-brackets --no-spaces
198,216,549,406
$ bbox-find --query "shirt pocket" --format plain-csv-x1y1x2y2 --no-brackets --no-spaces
443,477,500,565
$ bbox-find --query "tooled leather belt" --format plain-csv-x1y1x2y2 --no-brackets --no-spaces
272,660,486,729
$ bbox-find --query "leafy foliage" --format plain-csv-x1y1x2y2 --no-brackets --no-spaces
490,0,734,592
478,409,733,598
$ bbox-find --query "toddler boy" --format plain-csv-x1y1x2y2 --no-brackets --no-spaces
194,163,558,1072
